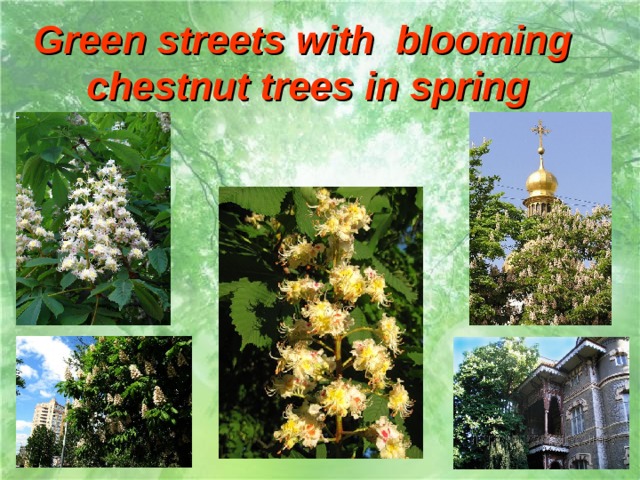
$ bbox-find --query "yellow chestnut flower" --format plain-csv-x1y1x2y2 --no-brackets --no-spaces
364,267,391,307
279,235,325,269
370,416,410,459
388,379,414,418
301,300,353,336
377,314,404,355
319,379,368,419
329,263,366,303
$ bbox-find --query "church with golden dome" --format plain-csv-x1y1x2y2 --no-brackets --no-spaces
523,120,561,217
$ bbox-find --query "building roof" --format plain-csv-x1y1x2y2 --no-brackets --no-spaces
554,339,606,372
513,338,607,397
514,364,568,397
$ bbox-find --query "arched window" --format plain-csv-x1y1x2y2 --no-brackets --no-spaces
572,459,588,469
621,391,630,422
615,353,628,366
570,453,592,469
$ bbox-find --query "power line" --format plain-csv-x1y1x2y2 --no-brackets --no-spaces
495,184,610,208
498,195,603,210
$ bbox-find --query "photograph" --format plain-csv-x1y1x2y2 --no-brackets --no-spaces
454,337,630,470
468,112,611,326
16,336,192,468
15,112,171,325
218,187,423,458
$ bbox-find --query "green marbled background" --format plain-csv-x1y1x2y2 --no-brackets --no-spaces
1,1,638,479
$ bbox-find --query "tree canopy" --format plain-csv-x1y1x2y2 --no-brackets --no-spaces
453,338,539,469
469,141,611,325
56,336,191,467
25,425,57,468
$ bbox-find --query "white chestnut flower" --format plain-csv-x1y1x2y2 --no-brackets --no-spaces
153,386,166,406
16,180,54,267
58,160,150,282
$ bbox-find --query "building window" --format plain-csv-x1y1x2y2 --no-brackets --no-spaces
571,405,584,435
571,373,581,387
621,392,630,422
570,454,592,469
615,354,628,366
572,459,588,469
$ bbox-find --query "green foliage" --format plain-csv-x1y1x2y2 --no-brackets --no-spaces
219,187,291,216
25,425,57,468
453,338,538,469
15,112,170,325
56,336,192,467
16,358,26,395
219,187,423,458
221,278,279,351
489,434,528,469
56,424,80,468
469,141,525,325
469,141,612,325
506,204,611,325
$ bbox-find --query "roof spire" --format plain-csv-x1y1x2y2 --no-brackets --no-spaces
524,120,559,217
531,120,551,168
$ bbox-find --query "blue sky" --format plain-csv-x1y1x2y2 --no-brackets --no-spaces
16,336,94,453
453,337,578,373
470,112,611,211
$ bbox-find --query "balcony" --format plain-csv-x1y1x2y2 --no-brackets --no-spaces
528,434,565,449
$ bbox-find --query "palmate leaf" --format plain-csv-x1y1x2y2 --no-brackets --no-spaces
103,140,143,170
17,277,38,289
148,248,168,274
22,155,50,203
222,278,278,351
219,187,290,216
293,188,316,237
42,294,64,318
23,257,60,267
17,296,43,325
108,278,133,310
39,145,63,163
134,280,169,310
51,170,69,209
335,187,381,206
60,272,77,290
405,350,423,366
406,445,423,458
363,394,389,424
132,282,164,321
59,310,90,325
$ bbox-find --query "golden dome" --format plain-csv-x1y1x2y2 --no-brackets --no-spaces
525,158,558,197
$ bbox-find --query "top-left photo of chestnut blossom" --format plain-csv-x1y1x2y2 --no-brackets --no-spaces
16,112,171,326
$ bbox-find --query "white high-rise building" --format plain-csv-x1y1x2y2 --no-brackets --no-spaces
31,398,65,439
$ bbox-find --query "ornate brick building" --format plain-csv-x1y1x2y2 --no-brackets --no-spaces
513,337,629,469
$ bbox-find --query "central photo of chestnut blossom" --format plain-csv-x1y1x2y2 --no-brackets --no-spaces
219,187,423,459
